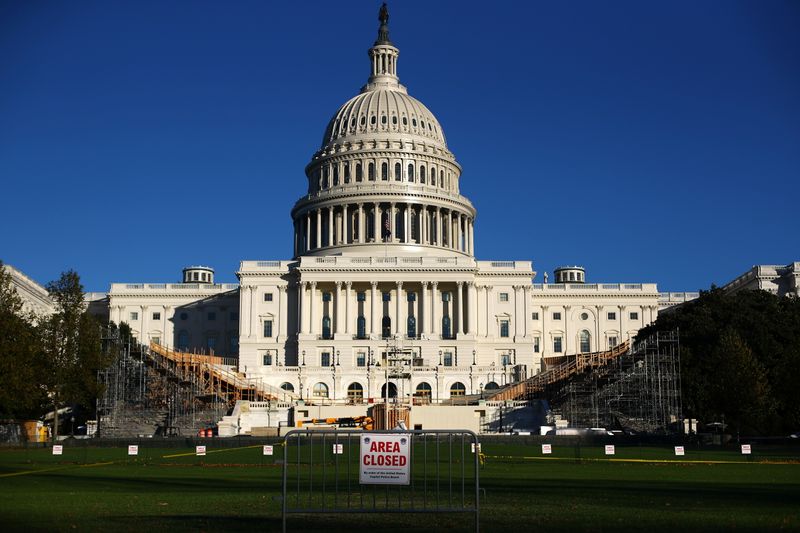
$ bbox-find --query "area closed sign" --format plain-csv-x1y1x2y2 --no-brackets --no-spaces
360,433,411,485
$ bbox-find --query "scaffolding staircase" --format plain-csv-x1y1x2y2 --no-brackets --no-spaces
147,343,297,404
485,341,630,402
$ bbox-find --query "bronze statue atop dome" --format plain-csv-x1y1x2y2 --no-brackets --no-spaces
375,3,392,45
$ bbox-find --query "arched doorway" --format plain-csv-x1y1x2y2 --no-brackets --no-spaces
380,382,397,399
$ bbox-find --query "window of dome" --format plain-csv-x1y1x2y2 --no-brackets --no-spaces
420,120,425,129
408,163,415,181
381,115,387,124
428,122,432,130
392,116,397,125
355,163,362,182
402,117,408,126
370,115,376,125
412,118,417,127
368,162,375,181
360,116,366,126
420,166,426,184
343,163,350,183
350,118,355,128
381,162,388,181
394,162,401,181
431,168,437,186
581,312,589,321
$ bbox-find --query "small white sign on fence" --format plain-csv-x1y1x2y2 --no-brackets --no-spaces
263,445,273,456
360,433,411,485
604,445,615,456
470,442,482,453
196,445,207,456
542,444,552,455
741,444,752,455
674,446,685,456
52,445,63,456
128,445,139,456
333,443,344,455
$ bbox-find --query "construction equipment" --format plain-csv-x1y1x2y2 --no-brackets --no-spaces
297,416,374,430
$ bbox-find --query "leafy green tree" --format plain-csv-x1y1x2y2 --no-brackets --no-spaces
0,261,46,418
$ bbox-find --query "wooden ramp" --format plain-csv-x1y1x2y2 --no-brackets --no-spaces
485,341,630,402
148,343,297,404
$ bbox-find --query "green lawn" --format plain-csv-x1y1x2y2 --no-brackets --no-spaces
1,442,798,532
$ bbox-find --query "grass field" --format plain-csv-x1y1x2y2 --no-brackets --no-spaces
1,441,799,532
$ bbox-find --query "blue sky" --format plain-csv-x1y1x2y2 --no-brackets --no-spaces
1,1,798,292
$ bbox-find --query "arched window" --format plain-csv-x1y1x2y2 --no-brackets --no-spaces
440,170,444,187
177,330,189,349
382,316,392,339
381,383,397,398
357,316,366,339
415,382,432,399
280,382,294,392
343,163,350,183
420,165,426,184
347,382,364,402
408,163,415,182
381,115,387,125
370,115,376,126
312,382,329,398
368,162,375,181
321,167,329,188
333,165,339,186
442,316,451,339
407,316,416,338
381,162,388,181
431,167,436,186
450,382,466,397
484,382,500,390
392,115,397,125
579,330,591,353
394,162,401,181
356,163,362,181
322,316,332,339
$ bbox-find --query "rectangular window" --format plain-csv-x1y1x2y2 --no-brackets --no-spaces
443,351,453,367
263,320,273,338
500,319,510,338
357,291,366,302
407,292,416,302
152,337,161,346
630,312,639,320
322,292,332,302
207,336,217,350
152,312,161,320
230,312,238,321
382,292,391,302
553,312,562,320
500,353,511,366
534,336,540,353
130,311,138,321
321,352,331,367
264,293,273,302
609,336,618,349
553,336,563,353
208,312,216,321
607,312,617,320
356,352,366,367
531,312,539,320
442,292,451,302
263,353,273,365
499,292,509,302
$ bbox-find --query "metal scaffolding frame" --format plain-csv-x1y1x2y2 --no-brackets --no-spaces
550,330,682,434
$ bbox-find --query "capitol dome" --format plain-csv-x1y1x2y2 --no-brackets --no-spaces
290,4,476,259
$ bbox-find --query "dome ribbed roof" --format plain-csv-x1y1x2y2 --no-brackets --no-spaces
321,89,447,148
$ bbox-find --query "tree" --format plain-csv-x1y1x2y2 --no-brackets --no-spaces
39,270,105,439
0,261,46,418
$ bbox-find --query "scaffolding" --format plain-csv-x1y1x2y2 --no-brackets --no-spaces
549,330,682,434
97,328,296,438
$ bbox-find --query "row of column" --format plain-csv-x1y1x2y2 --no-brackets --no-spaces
296,280,482,338
294,202,475,255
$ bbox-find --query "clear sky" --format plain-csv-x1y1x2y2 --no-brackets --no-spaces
1,1,798,292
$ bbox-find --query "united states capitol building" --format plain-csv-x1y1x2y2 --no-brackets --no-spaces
12,8,793,410
103,10,670,406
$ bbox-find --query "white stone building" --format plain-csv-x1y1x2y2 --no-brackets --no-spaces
106,11,666,404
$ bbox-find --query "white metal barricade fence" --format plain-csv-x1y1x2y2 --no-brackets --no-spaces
281,429,480,532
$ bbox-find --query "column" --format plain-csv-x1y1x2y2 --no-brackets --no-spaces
342,204,349,244
279,285,288,339
486,285,494,338
327,207,334,247
390,202,396,243
448,211,454,249
456,281,464,336
395,281,403,335
357,203,364,243
435,207,442,246
373,203,380,242
421,206,427,244
523,285,531,338
345,281,352,334
513,285,522,339
468,219,474,255
457,214,463,252
431,282,440,336
248,286,256,338
300,282,309,334
335,281,343,335
316,209,321,249
468,281,478,334
305,213,311,252
541,305,548,357
309,282,317,335
476,285,484,337
370,281,379,336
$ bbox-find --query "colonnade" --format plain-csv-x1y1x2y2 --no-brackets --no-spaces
294,202,475,256
296,280,486,339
